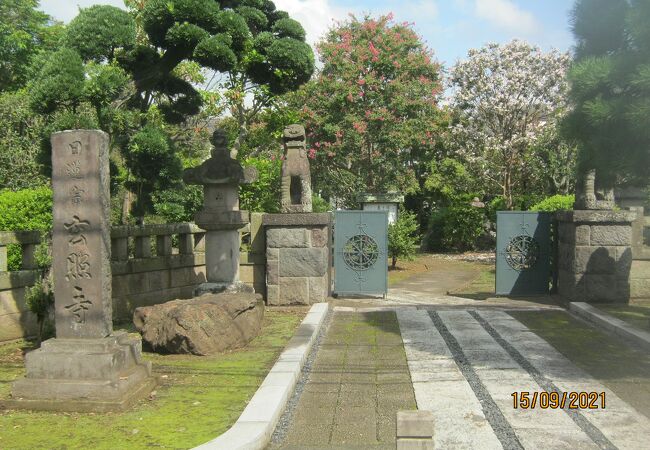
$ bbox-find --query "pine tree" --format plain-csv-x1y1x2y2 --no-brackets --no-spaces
564,0,650,186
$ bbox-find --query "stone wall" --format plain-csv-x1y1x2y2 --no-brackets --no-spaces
0,219,266,342
557,210,636,303
263,213,331,305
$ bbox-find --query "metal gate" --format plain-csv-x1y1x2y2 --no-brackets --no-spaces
334,211,388,296
496,211,551,296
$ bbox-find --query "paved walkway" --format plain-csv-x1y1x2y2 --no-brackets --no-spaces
272,310,416,449
271,267,650,449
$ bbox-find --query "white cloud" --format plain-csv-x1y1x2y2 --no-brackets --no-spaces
40,0,126,23
403,1,439,22
473,0,539,34
273,0,350,47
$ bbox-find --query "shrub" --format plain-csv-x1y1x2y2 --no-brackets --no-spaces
530,194,575,212
152,185,203,223
388,209,419,268
0,187,53,270
240,157,281,213
312,194,330,212
426,204,484,252
25,272,54,346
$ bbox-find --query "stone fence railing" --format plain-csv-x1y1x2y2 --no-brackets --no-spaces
0,214,266,342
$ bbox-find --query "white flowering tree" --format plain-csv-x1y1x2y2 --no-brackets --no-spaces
450,40,571,209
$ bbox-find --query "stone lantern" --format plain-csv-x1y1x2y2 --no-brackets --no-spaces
183,129,257,294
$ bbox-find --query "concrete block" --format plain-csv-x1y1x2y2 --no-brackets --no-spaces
267,261,278,285
590,225,632,246
308,276,326,303
396,439,434,450
631,260,650,279
239,384,293,423
615,247,633,277
310,226,328,247
397,410,434,438
575,225,590,245
631,279,650,299
0,312,37,341
585,274,619,302
278,277,309,305
573,246,615,274
279,248,327,277
267,228,310,248
266,248,279,261
0,288,25,315
266,285,279,305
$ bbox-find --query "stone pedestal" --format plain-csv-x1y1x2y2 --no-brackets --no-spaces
9,130,155,411
263,213,331,305
8,332,154,412
557,210,637,303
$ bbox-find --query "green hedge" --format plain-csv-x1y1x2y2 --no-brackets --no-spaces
0,187,53,270
426,204,484,252
530,194,575,212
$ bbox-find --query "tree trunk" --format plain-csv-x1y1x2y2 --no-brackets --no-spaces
392,255,397,269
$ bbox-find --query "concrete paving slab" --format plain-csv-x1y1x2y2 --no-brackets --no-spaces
480,310,650,450
396,309,502,449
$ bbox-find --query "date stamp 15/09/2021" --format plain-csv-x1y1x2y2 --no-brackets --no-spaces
512,392,606,409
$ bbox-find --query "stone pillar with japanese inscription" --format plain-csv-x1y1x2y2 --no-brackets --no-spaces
8,130,155,412
51,131,112,338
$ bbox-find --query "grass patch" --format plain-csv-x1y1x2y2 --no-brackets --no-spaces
510,309,650,418
0,308,305,450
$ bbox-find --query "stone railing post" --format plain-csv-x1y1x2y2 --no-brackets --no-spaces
20,243,37,270
178,233,194,255
134,234,152,258
156,234,172,256
111,236,129,261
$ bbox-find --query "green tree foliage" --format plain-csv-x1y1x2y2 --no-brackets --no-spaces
152,185,203,222
564,0,650,186
0,0,51,91
291,14,444,206
0,91,48,189
124,124,183,216
388,209,419,269
120,0,314,125
239,156,281,212
64,5,136,62
29,48,86,114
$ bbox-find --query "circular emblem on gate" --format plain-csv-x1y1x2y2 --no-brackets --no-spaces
343,234,379,271
504,235,539,271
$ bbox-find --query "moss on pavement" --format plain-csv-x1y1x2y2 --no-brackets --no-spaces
0,308,305,450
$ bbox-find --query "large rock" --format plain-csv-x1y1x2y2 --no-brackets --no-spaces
133,293,264,355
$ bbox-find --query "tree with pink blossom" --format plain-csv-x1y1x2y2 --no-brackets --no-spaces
289,14,445,206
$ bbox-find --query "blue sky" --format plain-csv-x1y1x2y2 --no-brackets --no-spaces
40,0,576,68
